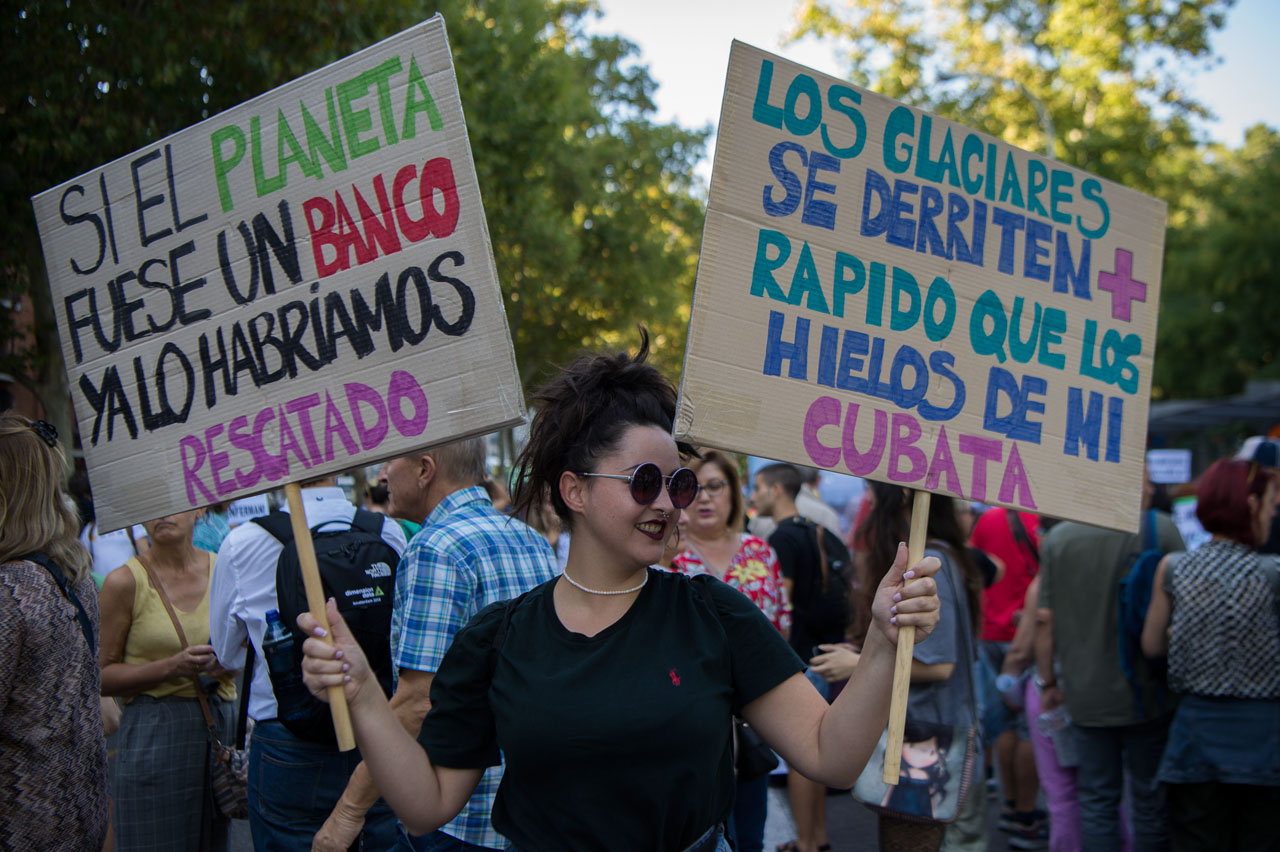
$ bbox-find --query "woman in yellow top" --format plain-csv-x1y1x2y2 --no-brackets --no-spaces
100,509,236,852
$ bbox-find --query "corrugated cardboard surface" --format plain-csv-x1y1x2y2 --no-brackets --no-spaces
679,42,1167,532
32,17,524,531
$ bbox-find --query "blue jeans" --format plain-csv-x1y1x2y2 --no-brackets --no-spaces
506,824,729,852
398,827,501,851
1074,716,1171,852
979,641,1029,742
248,720,399,852
730,775,768,852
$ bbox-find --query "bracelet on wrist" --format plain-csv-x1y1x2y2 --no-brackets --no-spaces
1034,675,1057,689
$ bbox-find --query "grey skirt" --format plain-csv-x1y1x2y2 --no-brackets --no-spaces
110,693,233,852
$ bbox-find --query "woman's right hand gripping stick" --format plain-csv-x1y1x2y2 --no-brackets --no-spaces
296,598,483,836
298,598,373,706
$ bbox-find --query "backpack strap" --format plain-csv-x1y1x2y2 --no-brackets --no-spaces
236,643,255,749
807,519,832,592
1142,510,1157,552
934,544,980,711
1007,510,1039,568
251,510,295,545
351,508,386,536
23,552,95,654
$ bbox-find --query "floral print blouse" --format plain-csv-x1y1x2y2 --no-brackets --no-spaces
669,534,791,634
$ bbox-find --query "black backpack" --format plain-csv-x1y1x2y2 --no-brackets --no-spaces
252,509,399,744
1117,510,1170,716
794,517,854,641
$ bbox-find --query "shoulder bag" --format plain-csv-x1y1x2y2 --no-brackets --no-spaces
851,546,979,825
140,557,251,821
686,579,780,780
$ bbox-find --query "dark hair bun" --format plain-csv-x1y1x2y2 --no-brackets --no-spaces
511,329,690,525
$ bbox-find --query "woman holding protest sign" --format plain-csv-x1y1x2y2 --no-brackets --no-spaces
100,508,236,852
814,481,985,851
296,331,941,852
1141,458,1280,852
0,414,109,851
668,448,790,852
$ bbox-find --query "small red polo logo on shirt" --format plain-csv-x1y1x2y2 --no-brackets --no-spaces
669,669,681,686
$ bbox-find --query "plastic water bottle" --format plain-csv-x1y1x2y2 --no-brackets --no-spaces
996,672,1027,709
1036,704,1078,767
262,609,306,717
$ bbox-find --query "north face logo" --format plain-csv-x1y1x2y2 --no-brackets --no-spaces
366,562,392,578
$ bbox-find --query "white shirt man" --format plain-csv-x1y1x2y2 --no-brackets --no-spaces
208,481,406,851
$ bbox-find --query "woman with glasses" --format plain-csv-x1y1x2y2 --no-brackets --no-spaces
670,449,790,852
1142,458,1280,851
673,451,790,632
295,333,942,852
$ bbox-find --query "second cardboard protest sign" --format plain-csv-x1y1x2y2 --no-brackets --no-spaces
33,17,523,532
679,42,1167,531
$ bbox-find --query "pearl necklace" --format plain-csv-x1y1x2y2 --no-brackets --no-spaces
562,569,649,596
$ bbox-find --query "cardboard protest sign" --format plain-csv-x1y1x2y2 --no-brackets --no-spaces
678,42,1168,532
1146,448,1192,484
227,495,272,527
1172,497,1210,551
33,16,523,532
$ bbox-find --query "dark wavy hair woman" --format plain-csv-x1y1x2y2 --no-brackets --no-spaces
816,482,984,851
295,333,942,852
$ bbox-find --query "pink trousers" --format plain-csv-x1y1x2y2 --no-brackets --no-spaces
1025,680,1135,852
1024,678,1082,852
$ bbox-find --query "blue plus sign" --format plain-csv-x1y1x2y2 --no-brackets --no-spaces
1098,248,1147,322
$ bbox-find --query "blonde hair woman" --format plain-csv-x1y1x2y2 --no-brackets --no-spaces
0,414,108,850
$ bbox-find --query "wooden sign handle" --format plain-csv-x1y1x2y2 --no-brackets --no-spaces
284,482,357,752
882,489,931,785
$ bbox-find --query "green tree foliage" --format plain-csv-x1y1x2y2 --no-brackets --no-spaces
788,0,1230,196
787,0,1280,401
1,0,705,449
434,1,706,384
3,1,402,448
1154,125,1280,398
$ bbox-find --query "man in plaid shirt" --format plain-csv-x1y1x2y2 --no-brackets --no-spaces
312,437,557,852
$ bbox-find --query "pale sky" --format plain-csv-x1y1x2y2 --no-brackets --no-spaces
591,0,1279,172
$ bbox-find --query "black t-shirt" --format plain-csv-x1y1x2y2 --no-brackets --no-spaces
768,516,847,656
418,568,804,852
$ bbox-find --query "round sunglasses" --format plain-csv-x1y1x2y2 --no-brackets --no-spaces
576,462,699,509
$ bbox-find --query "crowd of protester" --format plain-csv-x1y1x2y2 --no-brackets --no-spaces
1,357,1278,852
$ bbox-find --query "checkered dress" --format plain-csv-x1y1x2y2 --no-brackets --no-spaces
111,693,234,851
1167,539,1280,698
